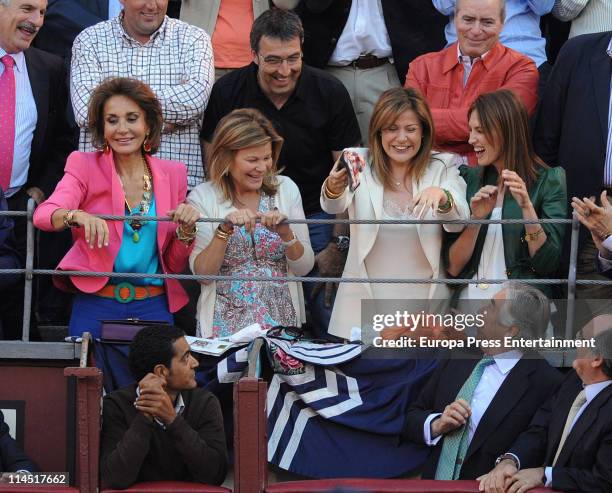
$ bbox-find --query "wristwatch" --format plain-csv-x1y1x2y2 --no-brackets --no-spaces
495,453,519,469
334,235,349,252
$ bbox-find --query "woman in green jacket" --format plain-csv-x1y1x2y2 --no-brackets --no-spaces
445,89,567,300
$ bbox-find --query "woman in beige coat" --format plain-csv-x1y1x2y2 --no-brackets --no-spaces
321,87,469,340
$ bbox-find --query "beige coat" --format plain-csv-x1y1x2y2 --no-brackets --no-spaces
188,176,314,337
321,148,469,339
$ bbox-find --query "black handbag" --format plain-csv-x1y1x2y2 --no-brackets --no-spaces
99,319,170,343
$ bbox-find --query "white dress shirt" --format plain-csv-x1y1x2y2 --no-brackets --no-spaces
597,235,612,271
328,0,392,66
423,351,523,446
544,379,612,486
0,48,37,198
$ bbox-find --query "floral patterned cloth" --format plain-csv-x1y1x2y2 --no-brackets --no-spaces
212,194,297,338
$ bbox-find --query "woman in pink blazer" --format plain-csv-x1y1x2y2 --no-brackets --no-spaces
34,78,200,338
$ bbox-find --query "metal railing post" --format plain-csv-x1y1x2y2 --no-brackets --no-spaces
21,198,35,342
565,213,580,339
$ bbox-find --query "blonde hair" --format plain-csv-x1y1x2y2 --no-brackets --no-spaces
208,109,284,202
368,87,436,189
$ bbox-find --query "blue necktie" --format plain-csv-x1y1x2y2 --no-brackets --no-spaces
435,357,495,480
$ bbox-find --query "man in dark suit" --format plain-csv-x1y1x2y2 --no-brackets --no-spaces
0,0,76,338
533,31,612,305
401,283,563,480
479,321,612,493
0,410,37,475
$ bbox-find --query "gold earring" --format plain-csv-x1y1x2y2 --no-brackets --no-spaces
102,140,110,154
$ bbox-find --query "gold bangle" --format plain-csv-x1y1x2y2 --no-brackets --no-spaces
324,178,343,200
214,224,231,241
63,209,82,228
523,227,545,242
176,224,197,245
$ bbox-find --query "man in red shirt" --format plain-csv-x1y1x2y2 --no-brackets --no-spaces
405,0,538,164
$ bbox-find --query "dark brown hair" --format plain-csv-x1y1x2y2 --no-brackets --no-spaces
208,108,283,202
368,87,436,188
87,77,163,154
468,89,546,185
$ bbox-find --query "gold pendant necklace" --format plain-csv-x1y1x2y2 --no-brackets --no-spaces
119,155,152,243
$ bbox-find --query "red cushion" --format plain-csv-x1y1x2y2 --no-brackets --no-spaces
0,487,78,493
265,479,559,493
102,481,231,493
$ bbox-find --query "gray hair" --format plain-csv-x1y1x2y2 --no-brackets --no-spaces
0,0,10,6
498,281,550,339
456,0,506,23
249,8,304,53
592,329,612,379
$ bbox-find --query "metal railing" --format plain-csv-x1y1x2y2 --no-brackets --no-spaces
1,199,611,345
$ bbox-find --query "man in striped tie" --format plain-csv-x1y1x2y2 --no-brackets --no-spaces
401,282,563,480
479,317,612,493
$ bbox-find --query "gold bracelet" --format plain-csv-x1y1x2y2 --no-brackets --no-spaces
63,209,83,228
324,178,343,200
176,224,197,245
523,227,545,242
214,224,231,241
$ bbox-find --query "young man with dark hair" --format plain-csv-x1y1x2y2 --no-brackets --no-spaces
100,325,227,489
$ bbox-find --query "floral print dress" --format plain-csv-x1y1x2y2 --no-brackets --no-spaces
212,194,297,338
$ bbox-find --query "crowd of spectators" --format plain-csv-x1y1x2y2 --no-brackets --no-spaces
1,0,612,490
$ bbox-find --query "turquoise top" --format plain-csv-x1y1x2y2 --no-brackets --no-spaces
114,196,163,286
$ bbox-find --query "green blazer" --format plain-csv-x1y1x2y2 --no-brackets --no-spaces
443,165,567,298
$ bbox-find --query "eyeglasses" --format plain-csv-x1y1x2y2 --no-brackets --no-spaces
258,53,303,68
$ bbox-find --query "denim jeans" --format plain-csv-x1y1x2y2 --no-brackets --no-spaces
69,292,173,338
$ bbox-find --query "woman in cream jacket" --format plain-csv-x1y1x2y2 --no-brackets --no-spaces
189,109,314,338
321,87,469,340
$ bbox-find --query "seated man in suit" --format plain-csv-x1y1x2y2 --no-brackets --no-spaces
100,325,228,489
479,320,612,493
401,282,563,480
405,0,538,165
0,410,37,479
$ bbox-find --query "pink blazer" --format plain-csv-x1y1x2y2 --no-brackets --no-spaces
33,151,194,313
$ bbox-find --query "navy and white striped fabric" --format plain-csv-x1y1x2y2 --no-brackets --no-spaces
266,356,437,478
215,338,438,478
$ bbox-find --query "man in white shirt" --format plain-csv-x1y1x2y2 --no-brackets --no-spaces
479,319,612,493
70,0,213,188
294,0,447,144
401,282,562,480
